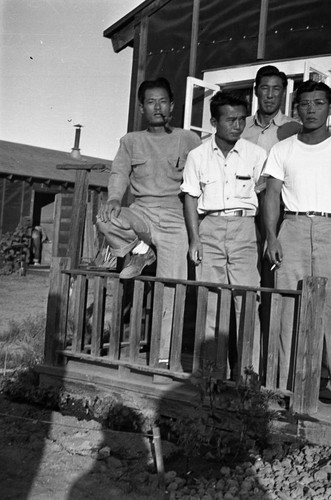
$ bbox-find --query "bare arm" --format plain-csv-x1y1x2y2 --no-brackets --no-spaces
264,177,283,266
184,194,203,265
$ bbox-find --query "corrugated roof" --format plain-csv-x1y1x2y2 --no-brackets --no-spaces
0,140,111,188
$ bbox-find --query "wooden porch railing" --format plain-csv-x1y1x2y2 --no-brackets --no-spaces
44,261,327,415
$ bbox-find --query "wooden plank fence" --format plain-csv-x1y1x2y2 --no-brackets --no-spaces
44,261,327,415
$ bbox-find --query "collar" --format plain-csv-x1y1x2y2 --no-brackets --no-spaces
211,135,242,156
252,109,284,128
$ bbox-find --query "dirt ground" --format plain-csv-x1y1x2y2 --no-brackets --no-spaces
0,270,170,499
0,395,169,500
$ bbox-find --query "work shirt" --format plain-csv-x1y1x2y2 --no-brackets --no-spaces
181,136,266,214
108,128,201,209
263,135,331,212
242,110,301,154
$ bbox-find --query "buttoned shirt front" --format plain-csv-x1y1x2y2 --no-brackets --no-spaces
242,110,301,154
181,136,266,214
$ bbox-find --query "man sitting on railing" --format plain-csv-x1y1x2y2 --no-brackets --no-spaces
264,79,331,397
181,91,267,377
96,77,201,367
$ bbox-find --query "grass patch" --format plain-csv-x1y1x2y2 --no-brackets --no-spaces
0,314,46,371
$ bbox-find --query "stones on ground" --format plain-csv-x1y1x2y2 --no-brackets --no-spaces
96,445,111,460
162,444,331,499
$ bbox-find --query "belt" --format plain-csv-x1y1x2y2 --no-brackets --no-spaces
285,211,331,218
203,209,255,217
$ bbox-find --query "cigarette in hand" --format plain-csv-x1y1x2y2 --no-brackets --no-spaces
270,263,278,271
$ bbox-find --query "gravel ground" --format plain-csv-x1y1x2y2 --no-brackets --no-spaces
164,445,331,499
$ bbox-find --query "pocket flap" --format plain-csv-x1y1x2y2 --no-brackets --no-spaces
131,158,147,166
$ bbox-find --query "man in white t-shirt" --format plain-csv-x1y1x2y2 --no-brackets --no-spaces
263,80,331,393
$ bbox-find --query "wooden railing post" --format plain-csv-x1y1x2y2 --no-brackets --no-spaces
192,285,208,372
293,276,327,414
265,292,282,389
91,275,107,357
237,291,256,378
72,274,87,353
216,288,231,379
108,276,123,361
149,282,165,367
169,283,186,372
129,280,145,363
44,257,71,364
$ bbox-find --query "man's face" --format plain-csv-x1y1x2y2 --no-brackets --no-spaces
211,105,247,144
255,75,285,116
139,87,174,127
297,90,330,132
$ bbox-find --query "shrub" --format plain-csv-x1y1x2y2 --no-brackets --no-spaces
0,218,32,274
0,367,60,409
165,364,281,470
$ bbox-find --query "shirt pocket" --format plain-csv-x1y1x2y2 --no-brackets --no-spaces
167,158,186,181
130,158,152,179
200,173,217,187
235,174,254,198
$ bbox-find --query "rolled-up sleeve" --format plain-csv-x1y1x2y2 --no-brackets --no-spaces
180,149,202,197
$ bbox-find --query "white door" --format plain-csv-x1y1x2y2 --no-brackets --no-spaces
184,76,219,141
304,60,330,83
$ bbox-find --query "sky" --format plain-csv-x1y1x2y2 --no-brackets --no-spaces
0,0,143,160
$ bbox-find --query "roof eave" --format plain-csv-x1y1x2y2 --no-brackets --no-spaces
103,0,172,53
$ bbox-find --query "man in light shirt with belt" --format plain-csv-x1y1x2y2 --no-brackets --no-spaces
242,65,301,155
181,91,266,375
263,79,331,393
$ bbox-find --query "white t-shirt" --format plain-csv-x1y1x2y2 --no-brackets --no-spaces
263,135,331,212
181,136,266,214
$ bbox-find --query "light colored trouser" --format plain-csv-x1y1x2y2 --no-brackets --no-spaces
96,203,189,360
196,215,261,376
275,215,331,390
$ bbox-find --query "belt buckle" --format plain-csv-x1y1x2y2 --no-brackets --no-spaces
306,211,315,217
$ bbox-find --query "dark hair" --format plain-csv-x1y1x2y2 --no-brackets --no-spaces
296,79,331,104
210,91,248,120
138,77,174,104
255,65,288,89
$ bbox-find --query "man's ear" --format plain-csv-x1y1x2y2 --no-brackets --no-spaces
210,117,217,128
254,85,258,97
170,101,174,113
139,103,144,115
